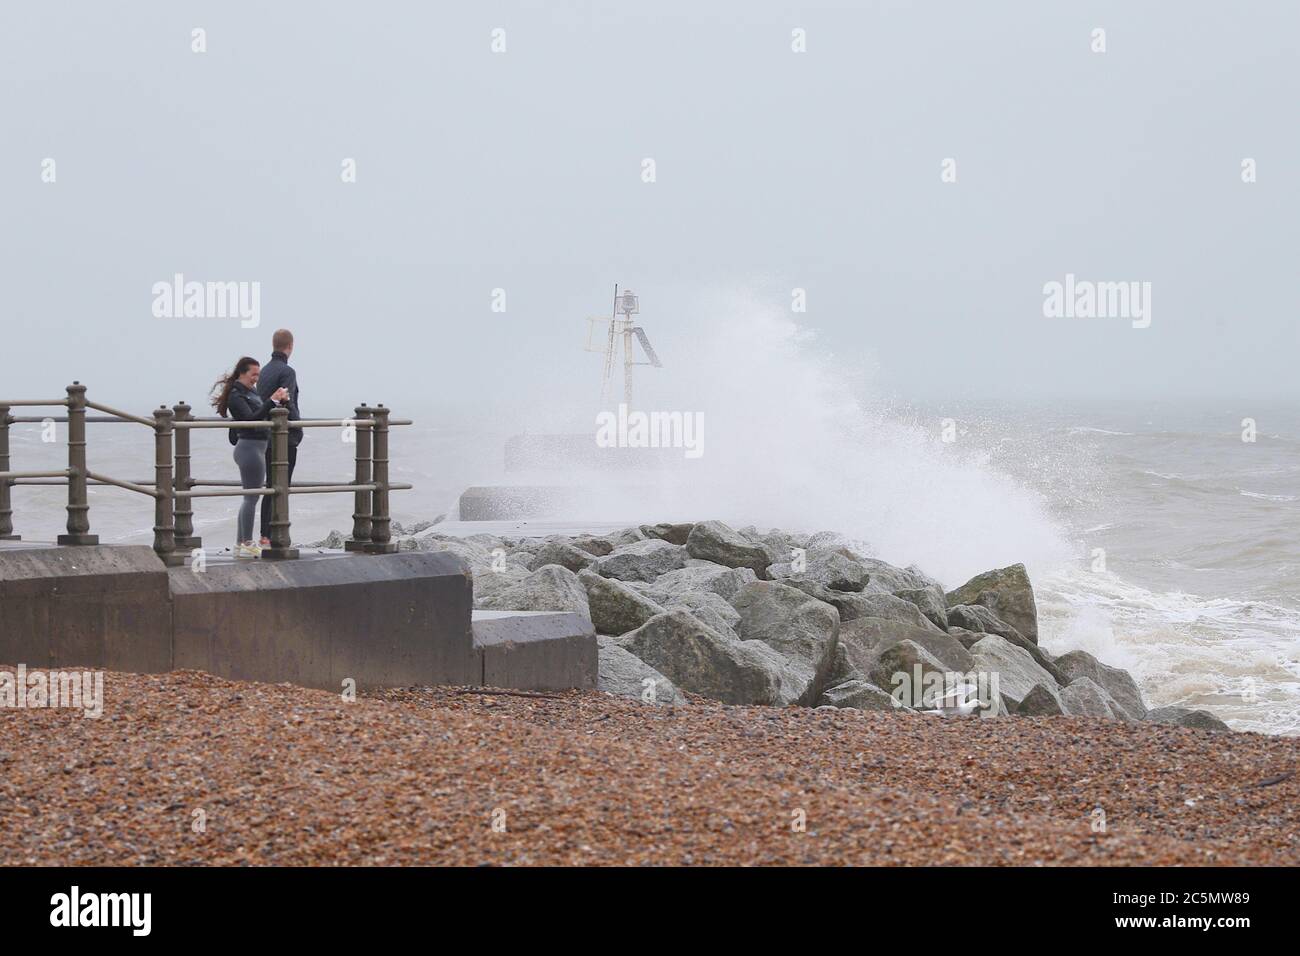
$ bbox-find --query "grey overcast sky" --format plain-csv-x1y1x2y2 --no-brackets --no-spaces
2,0,1296,414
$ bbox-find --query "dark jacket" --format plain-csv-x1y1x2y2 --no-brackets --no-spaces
226,381,277,443
257,351,303,446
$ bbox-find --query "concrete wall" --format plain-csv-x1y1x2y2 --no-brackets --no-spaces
0,545,597,694
170,551,476,691
0,545,172,672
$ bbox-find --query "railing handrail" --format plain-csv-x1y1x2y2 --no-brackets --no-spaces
0,385,407,561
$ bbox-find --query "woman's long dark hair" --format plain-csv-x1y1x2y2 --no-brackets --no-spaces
210,357,260,417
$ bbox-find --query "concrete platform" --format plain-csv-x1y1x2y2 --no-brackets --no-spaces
0,544,597,694
472,610,597,692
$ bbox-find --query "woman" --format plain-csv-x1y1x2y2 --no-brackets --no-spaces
210,357,289,557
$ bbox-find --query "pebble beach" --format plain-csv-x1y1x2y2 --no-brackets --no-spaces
3,669,1296,866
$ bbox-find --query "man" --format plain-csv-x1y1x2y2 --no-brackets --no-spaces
256,328,303,545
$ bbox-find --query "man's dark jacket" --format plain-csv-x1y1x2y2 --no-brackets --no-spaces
256,351,303,446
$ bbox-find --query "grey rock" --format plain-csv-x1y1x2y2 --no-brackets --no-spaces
571,536,615,557
418,535,496,574
662,589,742,638
608,526,648,547
854,593,942,632
774,549,869,592
471,566,532,609
840,617,974,677
731,581,841,705
476,564,590,617
592,538,688,583
818,679,900,711
648,564,758,604
865,640,949,709
823,642,861,688
1054,650,1147,720
892,586,949,630
307,529,348,549
531,540,597,573
639,522,695,546
685,520,773,577
1059,676,1123,719
1145,706,1230,732
780,578,911,623
948,627,985,650
804,530,856,552
968,634,1059,711
948,605,1066,684
1015,682,1065,716
624,610,790,705
578,569,666,635
858,558,934,594
597,643,687,706
945,563,1039,644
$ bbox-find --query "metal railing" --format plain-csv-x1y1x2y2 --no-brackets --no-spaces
0,382,412,566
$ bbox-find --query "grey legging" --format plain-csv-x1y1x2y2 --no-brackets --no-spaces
232,438,267,544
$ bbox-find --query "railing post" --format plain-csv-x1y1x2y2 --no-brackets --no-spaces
0,404,17,540
171,401,201,550
345,404,373,552
57,381,98,545
151,406,183,566
363,404,396,554
263,407,299,560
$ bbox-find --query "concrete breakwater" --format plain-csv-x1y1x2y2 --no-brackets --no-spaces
0,542,595,693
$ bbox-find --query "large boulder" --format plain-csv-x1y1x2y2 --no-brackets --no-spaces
839,617,973,677
1015,682,1065,716
597,639,687,706
592,538,688,583
770,549,868,592
579,569,666,635
661,590,742,638
623,610,791,705
607,526,648,547
475,564,590,617
948,605,1065,684
948,627,985,650
640,522,695,546
471,566,531,609
945,563,1039,644
418,535,497,573
1053,650,1147,720
858,559,935,595
685,520,772,577
532,540,597,573
571,535,616,557
818,679,900,712
648,564,758,604
780,578,915,624
892,586,949,630
1059,676,1123,719
866,640,950,709
849,593,941,632
968,634,1059,712
1145,706,1230,732
731,581,840,705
